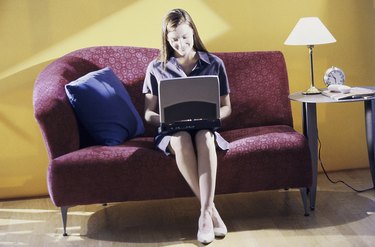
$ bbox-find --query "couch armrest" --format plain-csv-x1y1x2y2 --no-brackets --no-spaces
33,56,100,160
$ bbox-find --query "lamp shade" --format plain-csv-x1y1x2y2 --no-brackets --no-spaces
284,17,336,45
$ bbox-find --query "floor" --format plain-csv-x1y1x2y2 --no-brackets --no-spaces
0,168,375,247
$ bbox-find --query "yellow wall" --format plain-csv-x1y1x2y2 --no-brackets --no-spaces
1,0,375,199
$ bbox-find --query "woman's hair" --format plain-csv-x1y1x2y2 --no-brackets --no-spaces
159,8,208,66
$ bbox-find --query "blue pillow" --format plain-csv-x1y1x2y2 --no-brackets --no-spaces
65,67,144,146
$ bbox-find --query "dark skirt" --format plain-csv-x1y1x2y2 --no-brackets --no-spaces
154,128,229,156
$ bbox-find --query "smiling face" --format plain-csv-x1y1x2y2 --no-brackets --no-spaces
160,9,207,65
167,23,195,58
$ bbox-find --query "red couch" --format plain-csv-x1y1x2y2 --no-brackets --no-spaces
33,46,312,236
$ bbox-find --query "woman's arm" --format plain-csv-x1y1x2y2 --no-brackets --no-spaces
144,93,160,126
220,94,232,120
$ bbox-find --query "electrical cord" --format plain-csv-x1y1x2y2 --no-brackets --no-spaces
317,134,374,193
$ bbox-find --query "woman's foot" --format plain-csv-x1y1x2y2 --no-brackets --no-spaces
197,210,215,244
212,206,227,238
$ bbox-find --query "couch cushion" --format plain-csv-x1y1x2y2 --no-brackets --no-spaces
214,51,293,131
47,125,312,206
65,67,144,146
216,125,312,193
47,137,193,206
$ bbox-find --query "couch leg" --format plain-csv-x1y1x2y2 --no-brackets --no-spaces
61,207,69,236
299,188,310,216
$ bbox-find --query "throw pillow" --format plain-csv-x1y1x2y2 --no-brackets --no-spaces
65,67,144,146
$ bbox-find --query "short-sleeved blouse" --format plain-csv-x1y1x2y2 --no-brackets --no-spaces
142,51,230,155
143,51,230,96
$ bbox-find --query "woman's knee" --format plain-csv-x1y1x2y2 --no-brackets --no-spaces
170,131,193,152
195,130,215,148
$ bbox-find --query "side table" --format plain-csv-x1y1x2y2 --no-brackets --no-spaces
289,89,375,210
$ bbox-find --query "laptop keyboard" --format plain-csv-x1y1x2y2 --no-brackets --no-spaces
161,119,221,132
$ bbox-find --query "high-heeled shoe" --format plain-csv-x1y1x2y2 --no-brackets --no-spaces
197,211,215,244
212,206,227,237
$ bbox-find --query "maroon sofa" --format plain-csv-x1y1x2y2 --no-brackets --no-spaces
33,46,312,236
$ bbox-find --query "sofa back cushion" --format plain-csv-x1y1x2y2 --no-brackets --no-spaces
215,51,293,131
68,48,293,134
68,47,292,133
35,46,293,157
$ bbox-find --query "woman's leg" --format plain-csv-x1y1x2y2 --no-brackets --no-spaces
169,131,200,198
195,130,227,238
169,130,226,243
169,130,217,204
195,130,217,212
194,130,217,242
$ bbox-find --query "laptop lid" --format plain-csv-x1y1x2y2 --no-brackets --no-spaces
158,75,220,125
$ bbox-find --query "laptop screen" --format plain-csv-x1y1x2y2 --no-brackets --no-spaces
158,76,220,124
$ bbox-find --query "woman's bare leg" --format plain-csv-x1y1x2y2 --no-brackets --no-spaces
195,130,217,212
195,130,227,237
169,130,217,204
169,131,200,198
194,130,217,242
169,130,226,242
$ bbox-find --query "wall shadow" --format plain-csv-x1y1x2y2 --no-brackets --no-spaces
0,60,52,199
317,0,375,169
0,0,138,74
322,0,375,82
0,60,52,140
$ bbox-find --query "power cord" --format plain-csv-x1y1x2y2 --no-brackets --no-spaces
317,134,374,193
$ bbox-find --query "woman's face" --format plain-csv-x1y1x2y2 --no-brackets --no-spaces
167,23,194,57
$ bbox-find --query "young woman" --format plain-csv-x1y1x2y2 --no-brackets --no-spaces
142,8,231,244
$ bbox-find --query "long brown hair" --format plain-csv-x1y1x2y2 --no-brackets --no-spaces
159,9,208,67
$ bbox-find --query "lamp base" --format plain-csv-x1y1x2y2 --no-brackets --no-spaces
302,86,321,95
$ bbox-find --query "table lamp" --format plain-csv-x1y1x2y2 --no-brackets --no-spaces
284,17,336,94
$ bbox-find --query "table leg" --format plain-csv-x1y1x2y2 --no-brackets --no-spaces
303,102,318,210
364,100,375,189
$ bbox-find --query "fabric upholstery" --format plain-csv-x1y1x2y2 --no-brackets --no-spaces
33,46,312,208
48,126,311,206
214,51,293,131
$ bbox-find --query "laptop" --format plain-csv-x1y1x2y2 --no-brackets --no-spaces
158,75,221,132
